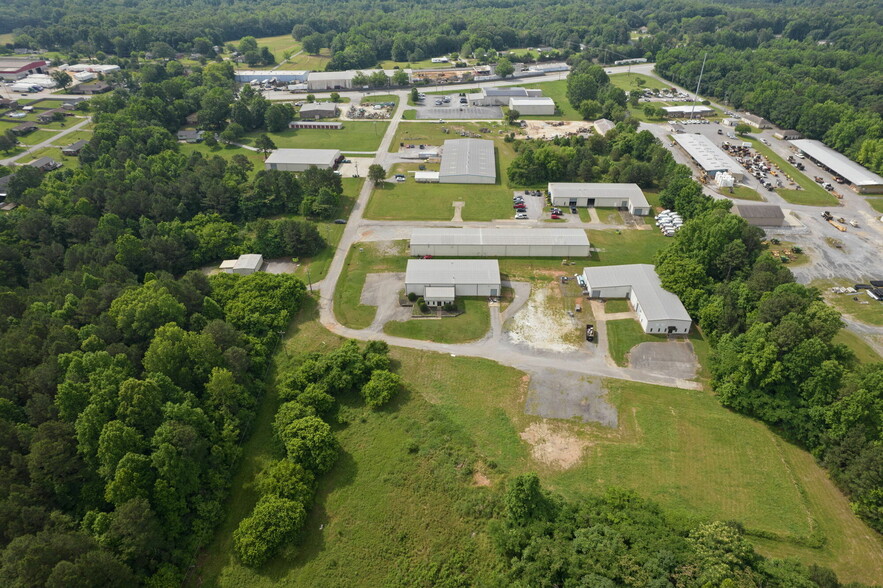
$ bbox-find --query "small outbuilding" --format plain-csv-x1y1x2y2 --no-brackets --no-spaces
548,183,650,216
298,102,339,119
265,149,341,172
732,203,785,227
508,97,555,116
405,259,501,298
219,254,264,275
176,130,205,143
593,118,615,136
582,264,692,334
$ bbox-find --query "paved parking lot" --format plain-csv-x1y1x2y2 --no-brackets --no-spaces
413,94,502,120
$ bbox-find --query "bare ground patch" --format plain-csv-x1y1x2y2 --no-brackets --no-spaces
506,284,582,353
520,422,591,469
472,470,492,487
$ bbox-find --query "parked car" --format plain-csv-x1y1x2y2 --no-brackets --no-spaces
515,213,529,219
333,219,346,224
570,206,578,214
551,214,562,219
514,204,527,209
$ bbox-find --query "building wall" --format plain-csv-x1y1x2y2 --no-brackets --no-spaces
406,282,500,297
438,174,495,184
515,103,555,115
410,243,589,257
265,161,332,172
307,78,352,91
587,285,632,298
641,317,692,334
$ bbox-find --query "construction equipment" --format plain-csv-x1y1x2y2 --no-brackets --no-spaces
821,211,833,220
828,219,847,232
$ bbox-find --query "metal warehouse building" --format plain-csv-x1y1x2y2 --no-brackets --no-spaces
732,204,785,227
410,228,590,257
234,70,308,83
265,149,341,172
468,87,543,106
790,139,883,194
439,139,496,184
662,105,714,117
508,97,555,116
405,259,501,298
672,134,744,181
548,183,650,216
582,264,692,334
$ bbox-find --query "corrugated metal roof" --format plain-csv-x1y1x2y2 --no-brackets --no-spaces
484,87,529,97
583,264,691,322
509,97,555,107
440,139,496,180
406,259,500,286
672,134,741,174
790,139,883,187
234,254,263,270
265,148,340,166
299,102,338,113
547,183,649,208
733,204,784,221
411,228,589,247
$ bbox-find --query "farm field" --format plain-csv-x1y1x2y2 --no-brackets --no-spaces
241,121,389,152
383,298,491,343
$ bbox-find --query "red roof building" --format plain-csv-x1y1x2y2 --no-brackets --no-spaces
0,58,48,80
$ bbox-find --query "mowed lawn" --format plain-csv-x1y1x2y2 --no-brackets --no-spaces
383,298,491,343
587,228,671,266
230,34,302,65
286,48,331,71
606,318,665,366
727,185,765,201
241,121,389,152
814,278,883,326
20,147,79,170
519,79,581,120
333,241,408,329
608,73,671,92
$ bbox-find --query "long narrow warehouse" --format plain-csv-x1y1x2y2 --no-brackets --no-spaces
410,228,590,257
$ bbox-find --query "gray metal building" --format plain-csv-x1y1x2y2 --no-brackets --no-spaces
405,259,501,298
672,134,744,181
790,139,883,194
265,149,341,172
549,183,650,215
582,264,692,334
467,87,543,106
732,204,785,227
439,139,496,184
219,254,264,275
299,102,339,119
410,228,590,257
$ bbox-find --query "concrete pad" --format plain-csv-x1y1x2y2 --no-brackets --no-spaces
264,259,298,274
337,157,373,177
524,369,618,427
629,341,697,379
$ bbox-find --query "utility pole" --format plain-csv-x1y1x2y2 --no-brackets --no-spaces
690,51,707,120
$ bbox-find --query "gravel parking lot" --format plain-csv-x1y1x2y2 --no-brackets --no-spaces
524,370,618,427
413,94,502,119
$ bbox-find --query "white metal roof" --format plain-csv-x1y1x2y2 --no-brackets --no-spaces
593,119,615,135
582,264,691,322
547,183,649,207
509,97,555,107
299,102,338,113
440,139,496,180
425,286,455,299
790,139,883,187
663,105,713,116
235,254,263,270
406,259,500,286
672,134,741,174
411,228,589,248
308,71,358,82
265,148,340,166
414,171,440,180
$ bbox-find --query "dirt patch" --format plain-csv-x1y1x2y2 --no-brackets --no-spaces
520,422,590,469
506,284,582,352
371,240,402,257
521,120,592,140
472,471,491,487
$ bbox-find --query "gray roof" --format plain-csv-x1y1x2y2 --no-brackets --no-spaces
63,139,88,151
548,182,649,207
308,71,357,82
27,157,59,168
733,204,785,222
406,259,500,286
790,139,883,188
411,228,589,248
509,97,554,107
235,254,263,271
582,264,691,322
672,134,741,174
593,118,615,135
265,148,340,166
299,102,338,114
440,139,496,180
484,87,530,97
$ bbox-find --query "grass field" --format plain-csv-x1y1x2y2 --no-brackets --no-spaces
389,121,509,153
814,279,883,326
230,34,301,65
867,198,883,213
519,79,581,121
20,147,78,170
54,130,93,146
604,299,630,313
361,94,398,106
333,241,408,329
727,185,765,201
286,48,331,71
241,121,388,153
606,318,664,366
383,298,491,343
833,329,882,363
741,137,840,206
587,228,670,266
608,73,670,92
16,129,59,145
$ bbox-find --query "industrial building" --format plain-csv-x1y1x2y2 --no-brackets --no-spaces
234,70,308,83
740,113,772,129
467,87,543,106
732,204,786,227
548,183,650,216
0,58,47,80
662,105,714,117
439,139,496,184
219,254,264,275
405,259,501,300
265,149,341,172
790,139,883,194
298,102,339,119
773,130,802,141
409,228,590,258
306,70,403,91
672,134,744,181
508,97,555,116
582,264,692,334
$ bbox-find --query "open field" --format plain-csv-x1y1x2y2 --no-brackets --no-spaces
333,240,408,329
364,179,512,222
16,129,59,145
833,329,882,363
241,121,388,153
814,279,883,326
608,73,670,92
383,298,490,343
230,34,301,65
606,318,664,366
287,49,332,71
727,185,765,201
519,79,581,121
587,228,670,266
389,121,509,153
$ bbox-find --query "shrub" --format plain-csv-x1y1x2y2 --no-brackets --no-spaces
407,292,417,302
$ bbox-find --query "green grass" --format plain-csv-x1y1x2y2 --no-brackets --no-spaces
54,130,93,146
285,48,332,71
379,57,451,70
383,298,490,343
389,121,508,153
179,142,266,178
360,94,398,106
20,147,77,170
833,329,881,363
866,198,883,213
598,208,624,224
241,121,389,153
16,129,59,145
519,80,581,121
587,229,670,266
604,299,630,313
608,73,670,92
740,137,839,206
333,241,408,329
229,34,301,65
727,185,765,201
606,318,664,366
814,279,883,326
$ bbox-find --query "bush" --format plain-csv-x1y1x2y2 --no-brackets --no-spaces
407,291,417,302
233,496,307,567
360,369,402,408
442,302,455,311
